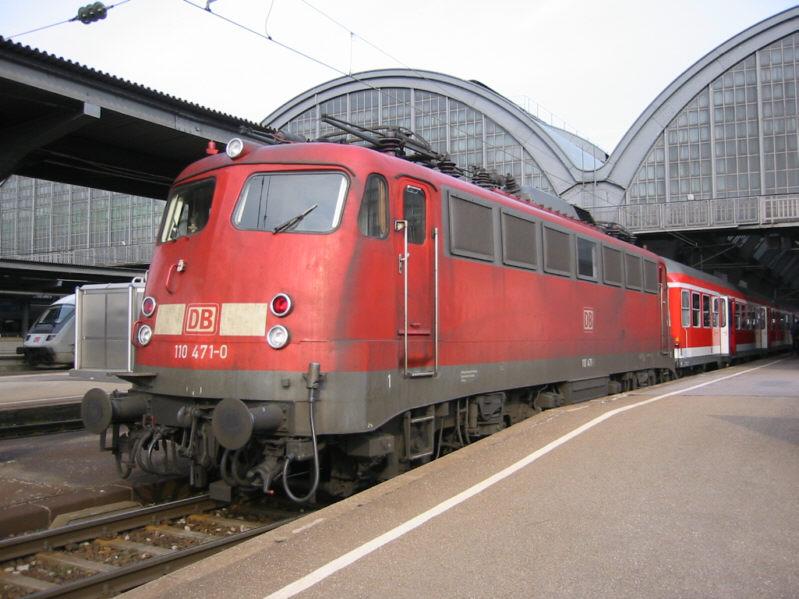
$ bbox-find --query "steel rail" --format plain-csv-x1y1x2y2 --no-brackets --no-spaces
0,494,216,562
25,515,298,599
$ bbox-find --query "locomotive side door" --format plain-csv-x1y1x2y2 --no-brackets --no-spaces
658,264,669,354
393,179,437,377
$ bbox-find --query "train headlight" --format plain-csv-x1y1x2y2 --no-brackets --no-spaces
266,325,289,349
137,324,153,346
270,293,292,317
225,137,245,159
141,296,157,317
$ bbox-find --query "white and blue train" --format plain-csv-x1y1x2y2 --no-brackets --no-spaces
20,295,75,367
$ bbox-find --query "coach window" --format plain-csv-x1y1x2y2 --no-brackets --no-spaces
735,304,741,330
681,290,690,327
602,246,623,286
692,292,701,327
403,186,426,245
712,297,719,327
543,226,572,276
449,194,495,261
720,300,727,328
702,295,711,327
501,212,536,269
358,174,388,239
624,253,642,290
576,237,597,280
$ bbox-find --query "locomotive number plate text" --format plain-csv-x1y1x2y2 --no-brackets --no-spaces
174,344,229,360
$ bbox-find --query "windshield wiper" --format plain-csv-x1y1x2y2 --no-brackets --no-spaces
273,204,319,234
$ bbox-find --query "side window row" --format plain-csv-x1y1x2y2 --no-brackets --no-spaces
680,291,715,329
448,191,657,292
359,181,659,295
733,303,767,331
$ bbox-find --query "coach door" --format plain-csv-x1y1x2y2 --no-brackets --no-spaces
393,180,437,377
711,296,722,355
758,306,769,350
719,297,730,356
728,300,738,356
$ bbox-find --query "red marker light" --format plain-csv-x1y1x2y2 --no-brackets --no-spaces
142,296,157,317
206,141,219,155
270,293,292,317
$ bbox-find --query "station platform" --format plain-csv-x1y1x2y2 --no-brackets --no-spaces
0,370,127,410
119,357,799,599
0,371,187,536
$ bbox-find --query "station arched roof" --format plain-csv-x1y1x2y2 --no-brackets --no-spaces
263,69,606,194
600,5,799,190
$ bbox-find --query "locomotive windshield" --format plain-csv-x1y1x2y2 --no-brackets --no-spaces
233,172,348,234
29,303,74,334
160,179,215,242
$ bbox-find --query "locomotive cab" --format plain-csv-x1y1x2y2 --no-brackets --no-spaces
83,140,410,500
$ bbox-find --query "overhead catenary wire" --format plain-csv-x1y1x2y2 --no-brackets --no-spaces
299,0,593,150
184,0,580,192
296,0,602,186
296,0,591,191
7,0,133,40
7,0,585,194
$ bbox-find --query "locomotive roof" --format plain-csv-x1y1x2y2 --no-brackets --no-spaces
175,141,659,260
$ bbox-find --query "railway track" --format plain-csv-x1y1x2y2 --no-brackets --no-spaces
0,494,307,598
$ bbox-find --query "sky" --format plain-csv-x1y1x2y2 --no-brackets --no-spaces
1,0,796,153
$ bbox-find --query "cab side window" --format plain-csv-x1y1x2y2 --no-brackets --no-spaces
403,186,426,244
358,174,389,239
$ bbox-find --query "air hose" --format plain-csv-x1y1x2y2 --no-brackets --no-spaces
282,362,323,503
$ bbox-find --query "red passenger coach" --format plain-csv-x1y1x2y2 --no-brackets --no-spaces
82,137,674,502
665,258,792,370
666,259,738,369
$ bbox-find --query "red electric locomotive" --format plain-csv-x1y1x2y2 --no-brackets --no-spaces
82,133,678,501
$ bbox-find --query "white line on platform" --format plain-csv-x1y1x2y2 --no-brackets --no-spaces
292,518,325,535
264,359,783,599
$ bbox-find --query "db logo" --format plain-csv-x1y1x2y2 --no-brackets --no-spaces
184,304,219,334
583,308,595,332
